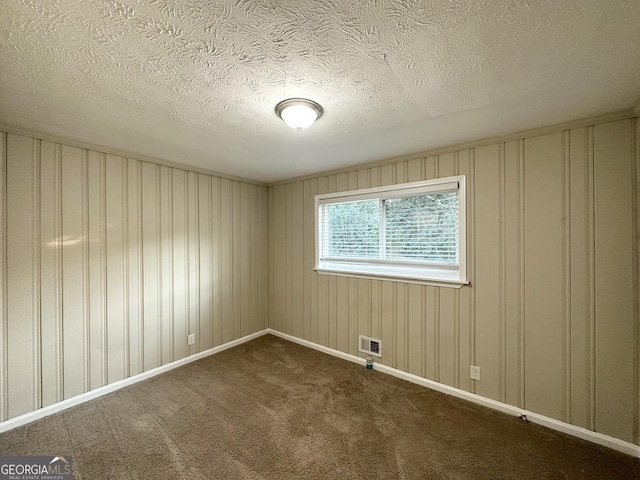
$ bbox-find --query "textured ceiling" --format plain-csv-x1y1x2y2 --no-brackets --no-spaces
1,0,639,182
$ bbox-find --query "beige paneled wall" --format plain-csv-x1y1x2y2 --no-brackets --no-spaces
268,118,639,445
0,131,268,421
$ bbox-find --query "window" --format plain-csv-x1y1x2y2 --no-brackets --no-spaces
315,175,467,287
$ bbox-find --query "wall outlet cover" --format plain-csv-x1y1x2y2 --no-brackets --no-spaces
188,334,195,346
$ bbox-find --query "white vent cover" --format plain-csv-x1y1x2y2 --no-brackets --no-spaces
359,335,382,357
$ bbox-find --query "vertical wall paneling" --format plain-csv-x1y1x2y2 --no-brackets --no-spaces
56,147,64,399
172,170,187,358
420,157,435,381
198,175,212,350
378,166,395,368
291,182,304,339
473,144,502,402
369,279,380,349
518,141,526,406
504,140,523,408
136,161,144,373
240,183,251,338
259,185,268,332
348,172,359,356
159,167,173,363
394,292,407,370
284,183,292,337
403,162,423,377
499,144,507,403
283,184,292,338
420,286,434,381
0,129,268,423
356,169,371,355
86,151,104,390
232,182,241,340
266,118,640,446
0,132,6,421
594,120,635,442
0,118,637,446
260,186,269,331
327,175,340,348
456,149,474,394
327,175,338,350
61,146,87,398
154,167,163,363
125,158,136,376
219,179,233,344
142,162,160,370
394,163,408,370
253,185,261,334
562,130,572,421
327,184,338,348
253,186,261,333
308,179,319,345
438,152,457,387
250,184,260,333
245,184,255,335
335,270,348,354
187,172,199,355
379,281,395,368
302,181,313,340
6,134,36,417
369,168,381,346
282,184,291,336
524,133,565,421
80,150,90,393
40,142,62,405
316,178,329,346
587,124,596,432
104,155,126,384
271,185,285,334
127,160,141,375
568,127,590,428
33,140,42,409
211,177,221,346
357,278,371,354
268,186,274,330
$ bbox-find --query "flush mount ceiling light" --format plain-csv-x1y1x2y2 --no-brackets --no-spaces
275,98,323,131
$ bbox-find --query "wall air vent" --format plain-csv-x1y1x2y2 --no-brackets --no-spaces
359,335,382,358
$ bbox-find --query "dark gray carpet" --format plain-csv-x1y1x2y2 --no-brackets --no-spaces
0,334,638,479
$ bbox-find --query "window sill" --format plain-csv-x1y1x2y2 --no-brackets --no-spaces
314,266,469,289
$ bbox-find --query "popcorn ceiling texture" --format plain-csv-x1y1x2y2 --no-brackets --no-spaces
1,0,639,181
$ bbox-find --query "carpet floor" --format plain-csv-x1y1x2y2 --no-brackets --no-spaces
0,334,638,479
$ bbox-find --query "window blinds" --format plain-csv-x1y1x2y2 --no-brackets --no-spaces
319,189,459,267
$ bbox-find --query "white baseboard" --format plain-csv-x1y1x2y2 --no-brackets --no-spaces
267,329,640,459
0,329,270,434
3,328,638,459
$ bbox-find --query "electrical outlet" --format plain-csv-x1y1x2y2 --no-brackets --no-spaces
188,334,195,346
470,365,481,381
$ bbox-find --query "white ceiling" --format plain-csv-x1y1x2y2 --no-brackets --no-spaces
1,1,639,183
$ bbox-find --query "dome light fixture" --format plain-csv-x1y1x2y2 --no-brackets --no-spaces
275,98,323,131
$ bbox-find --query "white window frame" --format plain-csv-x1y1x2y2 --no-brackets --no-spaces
315,175,468,288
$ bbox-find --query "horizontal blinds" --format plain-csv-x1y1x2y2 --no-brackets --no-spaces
321,199,379,259
384,192,458,263
319,189,459,266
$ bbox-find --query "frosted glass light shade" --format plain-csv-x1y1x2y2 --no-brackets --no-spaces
275,98,323,131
